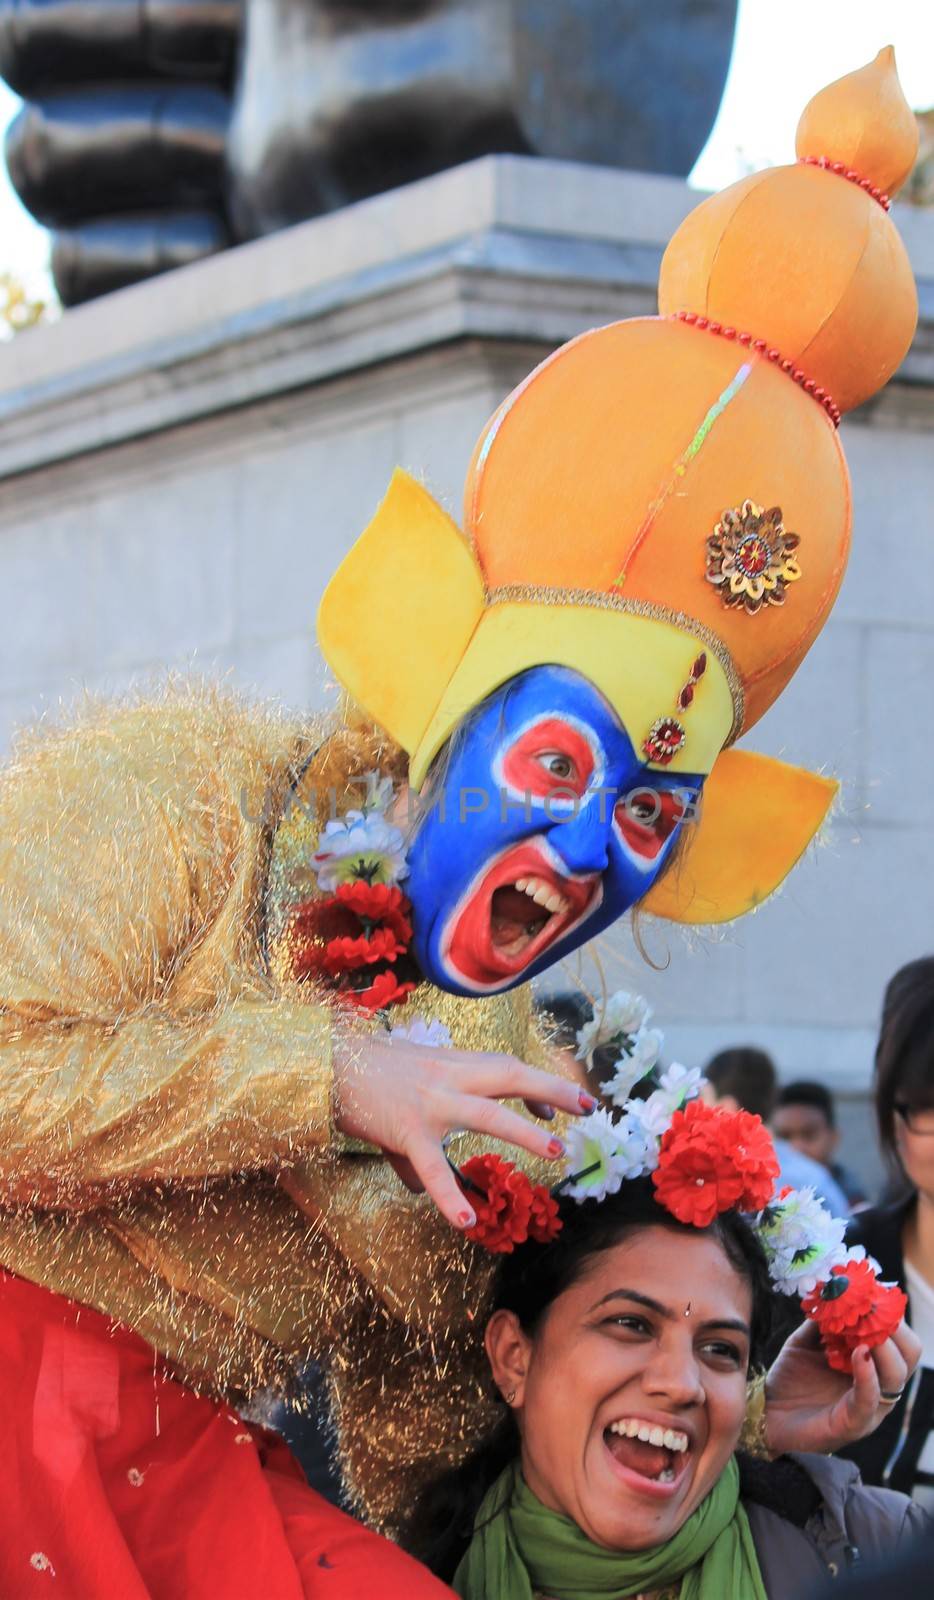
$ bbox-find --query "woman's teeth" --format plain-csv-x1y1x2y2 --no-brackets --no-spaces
514,877,570,917
608,1419,689,1453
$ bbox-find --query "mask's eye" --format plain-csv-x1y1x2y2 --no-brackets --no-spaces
624,793,658,823
499,719,596,800
541,752,574,781
614,789,687,862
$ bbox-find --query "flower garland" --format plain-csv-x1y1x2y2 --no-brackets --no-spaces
289,782,417,1013
454,988,908,1372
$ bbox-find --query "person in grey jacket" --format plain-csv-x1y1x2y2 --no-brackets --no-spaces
401,1179,924,1598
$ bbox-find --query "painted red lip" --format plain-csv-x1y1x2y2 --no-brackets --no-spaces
440,838,602,991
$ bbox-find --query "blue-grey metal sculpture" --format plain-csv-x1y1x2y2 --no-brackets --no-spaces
0,0,738,305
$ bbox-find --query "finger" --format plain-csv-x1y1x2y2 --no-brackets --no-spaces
402,1137,477,1231
847,1345,881,1429
890,1318,922,1377
446,1096,567,1163
869,1335,910,1398
524,1100,556,1121
386,1153,425,1193
444,1053,596,1116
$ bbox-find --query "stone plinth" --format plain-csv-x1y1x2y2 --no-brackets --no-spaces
0,154,931,1182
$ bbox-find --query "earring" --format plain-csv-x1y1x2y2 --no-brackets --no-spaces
503,1388,517,1405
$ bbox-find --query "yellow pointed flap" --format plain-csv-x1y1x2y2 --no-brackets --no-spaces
317,468,484,755
642,749,838,925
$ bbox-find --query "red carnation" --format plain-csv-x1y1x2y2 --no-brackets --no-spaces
528,1183,563,1245
802,1259,907,1373
652,1100,779,1227
458,1155,563,1252
290,881,415,1011
348,970,417,1014
320,925,406,976
460,1155,535,1254
333,880,413,944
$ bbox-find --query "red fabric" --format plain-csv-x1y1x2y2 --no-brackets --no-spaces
0,1271,452,1599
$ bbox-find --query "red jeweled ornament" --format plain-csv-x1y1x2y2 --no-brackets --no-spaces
642,716,686,765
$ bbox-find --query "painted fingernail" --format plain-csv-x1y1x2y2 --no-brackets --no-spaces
579,1092,597,1113
457,1209,476,1229
547,1137,566,1158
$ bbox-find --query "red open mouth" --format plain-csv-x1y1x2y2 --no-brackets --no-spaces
440,838,602,991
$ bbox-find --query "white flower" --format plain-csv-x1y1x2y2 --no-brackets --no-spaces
562,1109,633,1202
756,1187,848,1296
575,991,654,1065
841,1244,883,1277
626,1089,674,1145
389,1017,454,1050
656,1062,705,1110
312,809,408,891
612,1104,662,1175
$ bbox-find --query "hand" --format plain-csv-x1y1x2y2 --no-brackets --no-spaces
763,1316,921,1456
332,1034,594,1230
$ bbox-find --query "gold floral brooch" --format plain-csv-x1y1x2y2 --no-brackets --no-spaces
706,501,801,615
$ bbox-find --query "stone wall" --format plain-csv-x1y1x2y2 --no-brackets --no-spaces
0,155,931,1190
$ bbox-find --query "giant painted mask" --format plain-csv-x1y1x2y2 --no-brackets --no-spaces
404,665,703,994
316,52,918,995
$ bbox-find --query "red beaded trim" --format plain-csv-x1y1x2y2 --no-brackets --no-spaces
798,155,891,210
670,311,842,428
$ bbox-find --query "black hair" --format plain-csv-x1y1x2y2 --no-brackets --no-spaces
401,1178,774,1580
704,1047,777,1121
776,1080,836,1127
874,956,934,1173
533,990,594,1052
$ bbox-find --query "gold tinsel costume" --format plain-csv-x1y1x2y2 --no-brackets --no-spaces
0,683,531,1535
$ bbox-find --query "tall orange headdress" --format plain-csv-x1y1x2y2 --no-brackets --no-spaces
318,50,919,924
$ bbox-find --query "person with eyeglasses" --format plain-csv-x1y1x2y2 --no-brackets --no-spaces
838,957,934,1507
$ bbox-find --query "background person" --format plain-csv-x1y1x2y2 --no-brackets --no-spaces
842,957,934,1506
704,1048,850,1215
774,1081,869,1211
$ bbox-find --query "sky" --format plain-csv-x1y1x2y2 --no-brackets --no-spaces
0,0,932,306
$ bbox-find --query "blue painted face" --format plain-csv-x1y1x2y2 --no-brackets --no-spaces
404,666,704,995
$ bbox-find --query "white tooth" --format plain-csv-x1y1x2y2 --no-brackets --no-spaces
515,879,528,892
543,893,563,914
637,1425,652,1443
522,881,540,899
648,1426,665,1447
531,885,552,907
659,1468,675,1483
625,1419,640,1438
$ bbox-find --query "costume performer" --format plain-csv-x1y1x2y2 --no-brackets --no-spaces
0,49,919,1599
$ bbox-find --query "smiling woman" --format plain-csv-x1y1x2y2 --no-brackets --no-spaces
404,1181,923,1599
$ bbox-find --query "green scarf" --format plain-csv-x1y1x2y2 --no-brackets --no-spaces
452,1456,767,1600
